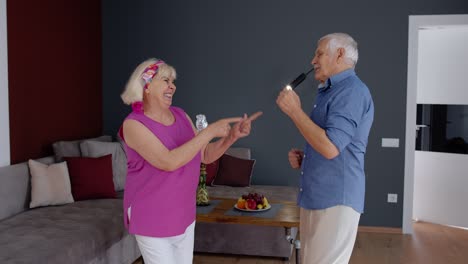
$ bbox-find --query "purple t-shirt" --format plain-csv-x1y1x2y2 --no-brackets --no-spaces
121,106,201,237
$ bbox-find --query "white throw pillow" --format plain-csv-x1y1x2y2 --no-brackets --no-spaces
28,159,74,208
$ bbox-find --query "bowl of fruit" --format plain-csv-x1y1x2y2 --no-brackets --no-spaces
235,192,271,211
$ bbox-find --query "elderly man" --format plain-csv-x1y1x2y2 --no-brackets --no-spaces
276,33,374,264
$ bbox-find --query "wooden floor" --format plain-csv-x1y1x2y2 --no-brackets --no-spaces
134,221,468,264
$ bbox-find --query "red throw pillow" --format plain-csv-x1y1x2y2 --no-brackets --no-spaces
204,159,220,186
64,155,116,201
212,154,256,187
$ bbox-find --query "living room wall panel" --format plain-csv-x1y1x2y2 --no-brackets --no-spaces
7,0,102,164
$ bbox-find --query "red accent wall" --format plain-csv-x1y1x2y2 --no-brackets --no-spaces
7,0,102,163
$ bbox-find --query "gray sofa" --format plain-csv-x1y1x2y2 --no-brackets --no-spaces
0,156,140,264
194,185,299,259
0,140,296,262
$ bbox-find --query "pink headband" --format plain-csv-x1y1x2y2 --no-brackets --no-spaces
141,60,165,90
132,60,165,113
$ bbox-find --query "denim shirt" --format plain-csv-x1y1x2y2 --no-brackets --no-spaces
298,69,374,213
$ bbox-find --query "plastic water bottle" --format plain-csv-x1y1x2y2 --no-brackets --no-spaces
196,114,208,132
195,114,210,206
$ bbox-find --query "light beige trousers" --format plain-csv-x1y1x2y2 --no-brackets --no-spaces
300,205,360,264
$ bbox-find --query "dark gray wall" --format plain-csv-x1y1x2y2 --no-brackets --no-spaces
102,0,468,227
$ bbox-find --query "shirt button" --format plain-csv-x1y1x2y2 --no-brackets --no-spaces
303,154,306,158
301,171,304,175
314,104,317,108
300,188,303,192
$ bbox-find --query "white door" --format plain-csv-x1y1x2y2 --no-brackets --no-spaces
404,15,468,234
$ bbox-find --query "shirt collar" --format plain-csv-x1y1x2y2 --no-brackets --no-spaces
317,68,356,91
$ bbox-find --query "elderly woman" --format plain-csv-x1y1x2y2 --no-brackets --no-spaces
119,58,262,264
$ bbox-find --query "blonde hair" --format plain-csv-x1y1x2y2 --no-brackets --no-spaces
121,58,177,105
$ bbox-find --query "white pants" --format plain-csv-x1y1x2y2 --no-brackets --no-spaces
128,207,195,264
300,205,360,264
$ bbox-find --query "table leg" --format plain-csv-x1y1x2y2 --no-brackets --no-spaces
285,227,300,264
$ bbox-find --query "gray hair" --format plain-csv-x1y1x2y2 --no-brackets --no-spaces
121,58,177,105
320,33,358,67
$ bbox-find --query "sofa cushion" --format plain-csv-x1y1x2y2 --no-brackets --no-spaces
64,155,116,201
212,154,255,187
52,135,112,162
203,147,250,187
0,156,54,221
80,141,127,191
28,159,74,208
225,147,251,159
0,162,30,221
0,199,128,264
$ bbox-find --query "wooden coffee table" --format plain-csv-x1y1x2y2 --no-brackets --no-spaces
196,197,301,263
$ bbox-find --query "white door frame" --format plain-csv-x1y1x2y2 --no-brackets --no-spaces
0,0,10,166
404,14,468,234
